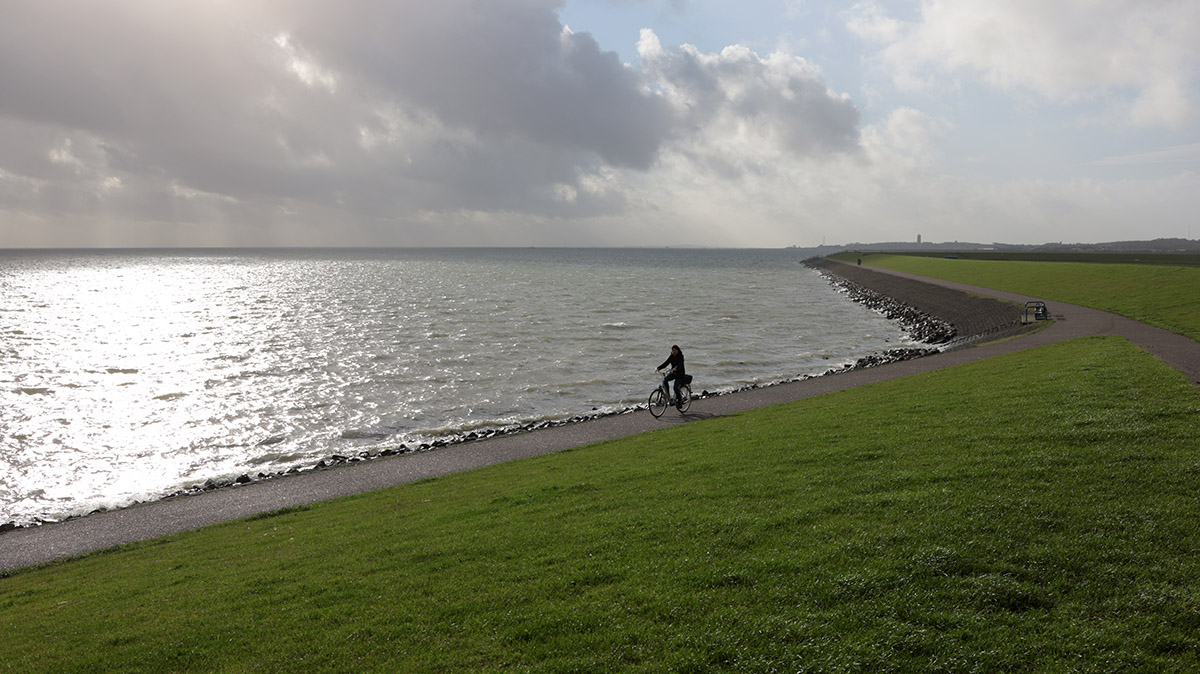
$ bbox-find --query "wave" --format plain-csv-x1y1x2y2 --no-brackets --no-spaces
1,248,909,528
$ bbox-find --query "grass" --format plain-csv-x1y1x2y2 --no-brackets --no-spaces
836,253,1200,342
881,252,1200,267
3,336,1199,672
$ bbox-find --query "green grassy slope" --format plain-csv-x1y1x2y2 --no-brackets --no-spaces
841,253,1200,342
3,336,1198,672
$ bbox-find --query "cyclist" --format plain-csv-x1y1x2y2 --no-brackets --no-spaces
656,345,686,407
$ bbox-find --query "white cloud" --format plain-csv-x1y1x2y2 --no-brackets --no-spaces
639,30,862,159
849,0,1200,128
637,27,665,60
48,139,85,172
845,1,904,43
274,33,339,94
876,106,950,164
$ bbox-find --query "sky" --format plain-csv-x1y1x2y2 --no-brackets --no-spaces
1,0,1198,248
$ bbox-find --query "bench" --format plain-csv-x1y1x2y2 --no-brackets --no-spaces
1024,300,1049,322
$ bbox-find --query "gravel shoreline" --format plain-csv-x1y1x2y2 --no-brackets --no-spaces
804,257,1031,348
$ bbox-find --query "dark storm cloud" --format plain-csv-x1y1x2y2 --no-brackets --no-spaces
276,0,674,169
0,0,863,244
0,0,678,228
0,2,338,202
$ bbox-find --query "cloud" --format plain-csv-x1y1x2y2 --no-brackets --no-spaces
0,0,871,246
590,94,1200,249
3,0,1190,249
1089,142,1200,167
844,1,904,43
0,0,682,242
639,29,861,159
874,106,950,165
847,0,1200,127
277,0,676,170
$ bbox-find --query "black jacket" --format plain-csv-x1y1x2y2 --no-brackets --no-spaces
658,350,685,377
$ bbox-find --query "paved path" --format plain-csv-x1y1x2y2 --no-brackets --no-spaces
831,260,1200,385
3,261,1197,571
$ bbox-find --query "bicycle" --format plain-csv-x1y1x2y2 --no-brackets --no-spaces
649,372,692,417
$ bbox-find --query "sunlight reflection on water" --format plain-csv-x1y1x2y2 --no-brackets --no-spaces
1,248,914,525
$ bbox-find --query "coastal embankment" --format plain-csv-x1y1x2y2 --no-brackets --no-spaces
0,260,1130,570
803,257,1030,347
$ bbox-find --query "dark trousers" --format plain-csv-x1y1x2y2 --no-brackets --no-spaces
662,372,682,401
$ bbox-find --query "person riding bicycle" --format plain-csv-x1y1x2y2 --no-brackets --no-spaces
656,345,686,406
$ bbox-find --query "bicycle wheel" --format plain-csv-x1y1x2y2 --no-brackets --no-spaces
648,388,668,418
677,385,692,413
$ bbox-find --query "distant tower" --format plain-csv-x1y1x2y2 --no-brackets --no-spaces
917,234,922,244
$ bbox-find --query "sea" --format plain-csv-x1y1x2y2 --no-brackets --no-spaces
1,247,919,527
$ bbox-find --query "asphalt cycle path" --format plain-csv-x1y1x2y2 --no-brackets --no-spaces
830,259,1200,386
4,260,1197,571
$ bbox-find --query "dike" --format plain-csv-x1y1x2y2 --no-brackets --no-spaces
803,258,1030,348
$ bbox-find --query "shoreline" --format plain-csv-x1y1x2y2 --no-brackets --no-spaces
803,257,1032,347
2,259,1018,533
5,260,1196,571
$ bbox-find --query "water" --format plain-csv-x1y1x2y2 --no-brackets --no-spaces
1,247,916,526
